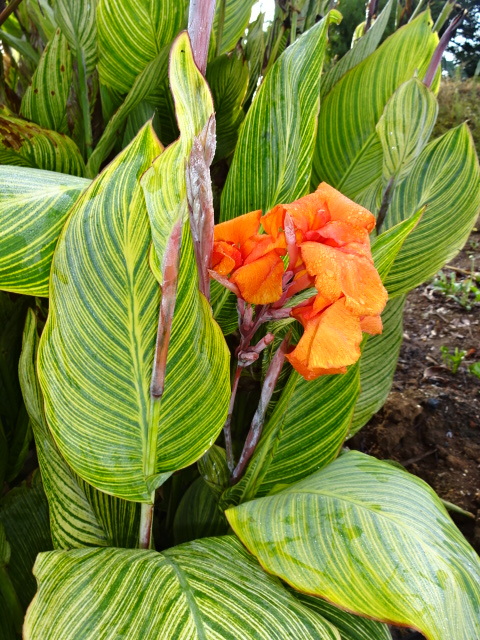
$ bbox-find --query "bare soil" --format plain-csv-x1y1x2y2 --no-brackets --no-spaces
351,227,480,640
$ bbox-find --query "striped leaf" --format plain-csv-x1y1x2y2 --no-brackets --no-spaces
38,125,164,502
24,536,341,639
214,0,257,55
54,0,97,75
312,11,438,190
244,13,265,106
221,12,339,221
0,106,85,175
376,78,438,186
211,279,238,335
371,208,423,284
0,473,52,610
320,0,394,99
0,166,90,296
222,365,360,507
173,477,228,545
293,593,393,640
226,451,480,640
206,54,248,159
97,0,188,93
86,47,169,177
20,309,140,549
26,0,57,42
384,125,480,295
198,445,230,497
349,296,405,435
21,29,72,133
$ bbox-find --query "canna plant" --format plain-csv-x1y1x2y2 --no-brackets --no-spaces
0,0,479,639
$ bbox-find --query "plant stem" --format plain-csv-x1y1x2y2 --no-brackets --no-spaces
216,0,226,57
187,0,217,75
224,364,242,472
0,566,23,633
290,8,298,45
138,501,154,549
0,0,24,28
364,0,378,33
231,333,290,484
76,46,93,160
423,9,467,88
264,24,286,77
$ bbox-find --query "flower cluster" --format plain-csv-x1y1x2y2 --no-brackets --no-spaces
212,183,388,380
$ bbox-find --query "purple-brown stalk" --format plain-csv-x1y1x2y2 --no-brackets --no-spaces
231,333,291,483
186,116,216,301
424,9,467,89
187,0,217,75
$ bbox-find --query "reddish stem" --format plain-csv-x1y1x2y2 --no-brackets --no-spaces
423,10,467,89
187,0,217,75
150,221,183,399
231,333,290,484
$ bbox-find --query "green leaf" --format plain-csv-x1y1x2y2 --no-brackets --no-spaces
197,445,230,498
384,125,480,295
244,13,265,106
371,208,423,284
206,54,248,159
24,536,341,639
0,473,52,609
0,29,40,66
38,125,166,502
293,593,393,640
0,106,86,175
20,29,73,133
141,33,230,486
214,0,257,55
97,0,188,93
222,364,360,506
210,279,238,335
320,0,394,99
173,477,228,545
226,451,480,640
54,0,98,75
221,13,339,220
376,78,438,186
86,47,169,177
26,0,56,42
349,295,405,436
122,100,156,148
0,165,90,296
312,12,438,190
20,309,140,549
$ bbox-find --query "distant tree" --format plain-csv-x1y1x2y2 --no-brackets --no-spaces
447,0,480,77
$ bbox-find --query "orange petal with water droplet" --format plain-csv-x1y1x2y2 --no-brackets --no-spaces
287,298,363,379
301,242,387,317
230,251,284,304
315,183,376,232
242,233,286,264
261,205,285,239
214,210,262,245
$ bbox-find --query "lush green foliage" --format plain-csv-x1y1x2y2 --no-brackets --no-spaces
0,1,479,639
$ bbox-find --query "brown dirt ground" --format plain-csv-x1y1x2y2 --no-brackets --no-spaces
351,226,480,640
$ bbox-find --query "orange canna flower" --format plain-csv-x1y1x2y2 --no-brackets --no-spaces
212,210,286,304
213,183,387,381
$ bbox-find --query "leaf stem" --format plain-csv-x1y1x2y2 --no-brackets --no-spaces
224,364,242,472
231,333,290,484
76,46,93,160
0,566,23,633
433,0,455,33
364,0,378,33
138,501,154,549
0,0,24,28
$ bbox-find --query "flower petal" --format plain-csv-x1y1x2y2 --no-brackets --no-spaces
212,241,243,276
301,242,387,317
230,251,284,304
315,182,376,232
214,210,262,245
287,298,363,378
360,315,383,335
